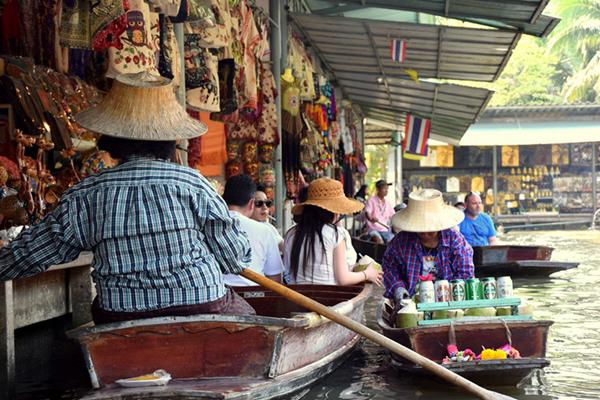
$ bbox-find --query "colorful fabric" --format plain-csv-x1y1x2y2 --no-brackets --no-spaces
0,158,252,312
382,229,474,298
390,39,406,63
402,113,430,159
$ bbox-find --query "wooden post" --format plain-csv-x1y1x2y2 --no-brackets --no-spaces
493,145,499,217
593,144,597,215
271,0,284,234
0,281,15,399
69,266,93,327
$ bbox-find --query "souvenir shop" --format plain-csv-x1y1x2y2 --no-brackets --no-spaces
0,0,367,238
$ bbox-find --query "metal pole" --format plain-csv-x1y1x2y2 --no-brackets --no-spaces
360,118,365,185
271,0,285,233
398,146,403,203
394,144,399,204
492,145,498,217
593,144,597,214
174,23,188,166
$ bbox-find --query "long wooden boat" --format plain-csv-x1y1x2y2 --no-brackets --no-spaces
68,284,372,400
377,300,553,386
473,245,579,278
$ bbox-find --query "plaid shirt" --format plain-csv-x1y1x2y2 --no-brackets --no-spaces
0,158,251,312
382,229,474,298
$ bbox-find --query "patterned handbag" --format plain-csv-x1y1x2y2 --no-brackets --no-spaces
185,43,220,112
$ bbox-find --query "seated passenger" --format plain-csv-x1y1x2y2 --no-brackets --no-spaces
284,178,382,286
383,189,474,309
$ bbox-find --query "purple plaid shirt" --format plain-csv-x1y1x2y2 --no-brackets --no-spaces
382,229,474,298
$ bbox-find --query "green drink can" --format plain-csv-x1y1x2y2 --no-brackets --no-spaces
481,277,497,299
450,279,466,301
465,278,482,300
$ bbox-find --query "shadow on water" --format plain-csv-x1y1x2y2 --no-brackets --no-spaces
295,231,600,400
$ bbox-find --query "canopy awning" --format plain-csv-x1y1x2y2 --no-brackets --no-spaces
291,14,498,143
460,105,600,146
307,0,559,38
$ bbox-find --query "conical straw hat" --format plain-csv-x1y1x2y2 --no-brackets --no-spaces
292,177,364,215
75,72,207,141
392,189,464,232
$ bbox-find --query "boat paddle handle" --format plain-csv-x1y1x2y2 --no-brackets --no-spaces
240,269,515,400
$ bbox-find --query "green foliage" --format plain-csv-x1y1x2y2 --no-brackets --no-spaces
364,145,388,192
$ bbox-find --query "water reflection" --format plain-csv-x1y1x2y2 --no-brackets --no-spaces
299,231,600,400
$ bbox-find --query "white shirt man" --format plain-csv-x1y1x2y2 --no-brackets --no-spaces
222,175,283,286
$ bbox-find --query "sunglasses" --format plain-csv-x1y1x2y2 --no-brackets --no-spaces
255,200,273,208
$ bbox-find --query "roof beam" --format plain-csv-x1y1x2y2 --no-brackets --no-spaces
363,22,394,108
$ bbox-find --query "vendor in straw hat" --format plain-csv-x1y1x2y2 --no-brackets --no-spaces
284,177,383,286
0,73,256,322
383,189,474,306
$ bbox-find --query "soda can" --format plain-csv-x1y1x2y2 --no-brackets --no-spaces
434,280,451,302
497,276,513,298
465,278,482,300
450,279,466,301
419,281,435,303
481,277,497,299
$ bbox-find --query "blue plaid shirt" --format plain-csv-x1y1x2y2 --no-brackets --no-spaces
0,158,251,312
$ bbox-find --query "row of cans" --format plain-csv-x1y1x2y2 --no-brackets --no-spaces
420,276,513,303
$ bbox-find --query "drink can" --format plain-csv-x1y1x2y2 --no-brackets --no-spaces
481,277,497,299
434,280,451,302
419,281,435,303
497,276,513,298
465,278,482,300
450,279,466,301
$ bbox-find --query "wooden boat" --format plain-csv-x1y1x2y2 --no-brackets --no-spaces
473,245,579,278
377,300,553,386
351,236,387,263
68,284,372,400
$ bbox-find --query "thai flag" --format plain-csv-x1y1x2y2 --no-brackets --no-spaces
402,114,431,159
390,39,407,63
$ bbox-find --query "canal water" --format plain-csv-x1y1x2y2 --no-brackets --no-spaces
299,230,600,400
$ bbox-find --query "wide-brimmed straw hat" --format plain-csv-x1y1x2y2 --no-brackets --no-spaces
292,177,364,215
392,189,464,232
75,72,207,141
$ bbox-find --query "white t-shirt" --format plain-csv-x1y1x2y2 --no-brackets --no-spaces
263,221,284,246
339,226,357,267
224,212,284,286
283,224,344,285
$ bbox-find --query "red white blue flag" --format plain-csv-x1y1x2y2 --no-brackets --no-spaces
402,114,431,159
390,39,407,63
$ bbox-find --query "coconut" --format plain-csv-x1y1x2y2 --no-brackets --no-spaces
447,309,464,319
518,302,534,316
432,310,448,320
496,307,512,316
395,300,419,328
464,307,496,317
352,255,383,272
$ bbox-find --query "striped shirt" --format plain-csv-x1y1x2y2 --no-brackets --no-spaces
382,229,474,298
0,158,251,312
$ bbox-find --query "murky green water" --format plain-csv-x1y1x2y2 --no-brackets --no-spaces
299,230,600,400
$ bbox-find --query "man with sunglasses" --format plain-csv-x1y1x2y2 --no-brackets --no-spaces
222,175,283,286
458,192,498,247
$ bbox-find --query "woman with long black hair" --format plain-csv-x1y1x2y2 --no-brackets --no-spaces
283,178,383,286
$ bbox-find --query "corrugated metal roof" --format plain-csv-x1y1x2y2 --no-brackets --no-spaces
292,14,521,82
482,104,600,119
307,0,558,38
291,13,497,143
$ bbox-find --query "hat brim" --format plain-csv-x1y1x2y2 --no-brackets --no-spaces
292,197,364,216
391,205,464,232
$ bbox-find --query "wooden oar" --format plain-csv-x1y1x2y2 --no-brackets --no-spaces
241,269,514,400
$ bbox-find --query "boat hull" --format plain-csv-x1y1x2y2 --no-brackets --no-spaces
69,284,372,399
475,260,579,278
377,301,553,386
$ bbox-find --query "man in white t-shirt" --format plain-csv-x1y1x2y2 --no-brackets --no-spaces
250,185,284,252
222,175,283,286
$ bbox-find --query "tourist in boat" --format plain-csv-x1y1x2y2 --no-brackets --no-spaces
458,192,498,246
284,177,383,286
251,184,284,251
383,189,474,305
0,73,256,322
223,175,283,286
354,184,368,203
364,180,395,244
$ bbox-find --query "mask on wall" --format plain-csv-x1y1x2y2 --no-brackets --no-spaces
225,159,242,179
226,141,240,161
241,141,257,164
244,161,259,181
258,143,274,164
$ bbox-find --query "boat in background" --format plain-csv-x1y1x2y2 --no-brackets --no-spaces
68,284,372,400
377,300,553,386
473,245,579,277
352,237,386,263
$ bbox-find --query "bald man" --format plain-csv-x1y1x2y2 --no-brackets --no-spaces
458,193,497,247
